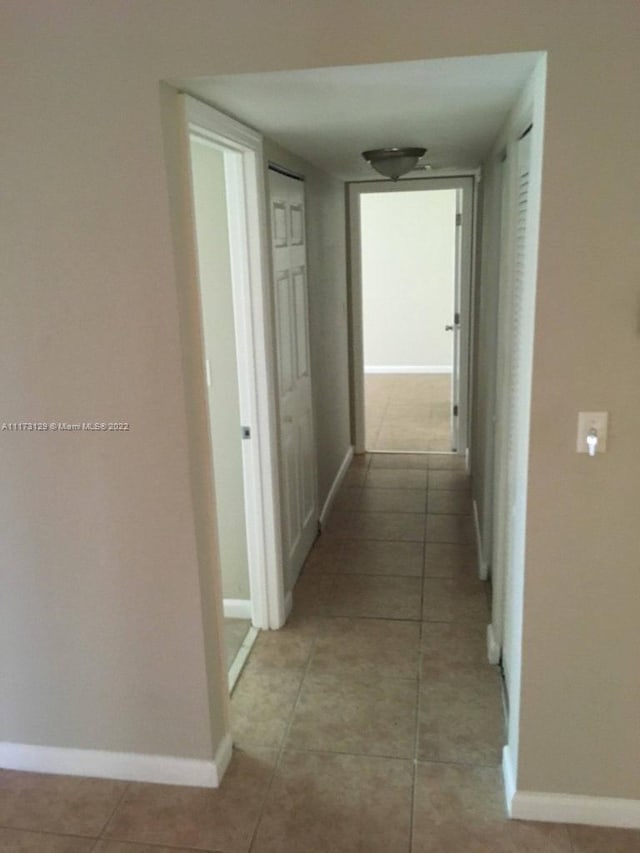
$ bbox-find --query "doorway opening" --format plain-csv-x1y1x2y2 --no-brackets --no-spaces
360,188,457,452
349,176,474,457
181,96,287,692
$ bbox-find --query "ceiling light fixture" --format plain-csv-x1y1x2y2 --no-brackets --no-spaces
362,147,427,181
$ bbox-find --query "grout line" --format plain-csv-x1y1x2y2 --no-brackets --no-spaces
96,780,131,842
92,834,209,852
246,594,324,853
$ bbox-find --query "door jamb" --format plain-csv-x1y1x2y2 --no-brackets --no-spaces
348,175,477,455
180,94,286,631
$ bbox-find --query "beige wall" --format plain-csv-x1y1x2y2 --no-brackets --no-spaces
190,138,250,602
2,0,639,800
361,190,456,370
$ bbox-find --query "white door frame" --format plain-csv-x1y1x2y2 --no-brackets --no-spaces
180,94,285,630
348,175,476,454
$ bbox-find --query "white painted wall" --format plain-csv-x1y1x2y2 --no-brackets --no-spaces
190,138,250,602
361,190,456,371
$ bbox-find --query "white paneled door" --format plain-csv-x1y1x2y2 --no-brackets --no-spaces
269,168,318,588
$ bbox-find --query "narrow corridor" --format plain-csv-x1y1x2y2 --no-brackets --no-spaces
1,455,638,851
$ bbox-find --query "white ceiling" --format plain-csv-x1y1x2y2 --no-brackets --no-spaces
180,52,541,181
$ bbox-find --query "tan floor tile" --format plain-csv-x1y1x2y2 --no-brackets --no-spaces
364,468,429,490
252,750,412,853
325,511,425,542
0,770,126,837
568,825,640,852
287,673,417,758
427,453,467,470
423,543,476,578
421,621,489,666
427,488,473,514
301,537,344,574
231,668,303,748
429,470,471,490
104,748,276,852
328,574,422,620
418,667,504,765
369,453,431,470
411,820,572,852
375,430,451,454
414,761,506,822
291,573,336,615
94,841,202,853
422,577,490,622
421,660,503,692
415,764,572,852
340,539,424,577
359,487,427,513
309,617,420,680
341,467,368,487
426,513,474,545
0,829,95,852
247,620,316,671
330,486,362,512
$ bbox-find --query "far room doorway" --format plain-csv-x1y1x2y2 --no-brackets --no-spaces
350,176,474,456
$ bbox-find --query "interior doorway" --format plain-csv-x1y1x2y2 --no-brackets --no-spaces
350,176,474,456
180,95,287,693
188,132,258,688
360,188,458,452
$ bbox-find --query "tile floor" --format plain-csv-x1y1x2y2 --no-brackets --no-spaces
2,454,640,851
365,374,453,452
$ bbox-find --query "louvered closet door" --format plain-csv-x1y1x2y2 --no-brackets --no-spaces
500,130,532,688
269,168,318,588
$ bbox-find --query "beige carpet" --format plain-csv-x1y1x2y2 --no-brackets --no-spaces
365,373,452,452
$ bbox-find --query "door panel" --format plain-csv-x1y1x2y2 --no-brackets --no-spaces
269,169,318,587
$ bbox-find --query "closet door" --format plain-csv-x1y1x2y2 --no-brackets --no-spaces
492,128,534,690
269,168,318,587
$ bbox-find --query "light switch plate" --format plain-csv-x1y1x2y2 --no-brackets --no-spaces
577,411,608,454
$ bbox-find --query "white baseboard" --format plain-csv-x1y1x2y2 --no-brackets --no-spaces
504,744,640,828
319,445,354,530
223,599,252,620
473,499,489,580
0,735,234,788
503,744,517,815
228,626,259,693
364,365,452,374
511,791,640,828
487,622,501,665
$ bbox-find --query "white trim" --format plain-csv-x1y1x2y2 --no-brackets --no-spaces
364,365,452,375
319,445,354,529
348,176,474,455
503,744,517,815
510,790,640,829
228,625,259,692
214,733,234,783
504,743,640,830
473,499,489,580
181,95,285,632
223,599,252,620
0,737,234,788
487,622,501,665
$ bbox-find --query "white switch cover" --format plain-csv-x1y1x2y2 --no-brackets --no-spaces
576,411,608,454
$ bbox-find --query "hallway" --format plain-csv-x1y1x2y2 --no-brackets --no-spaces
1,455,639,851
